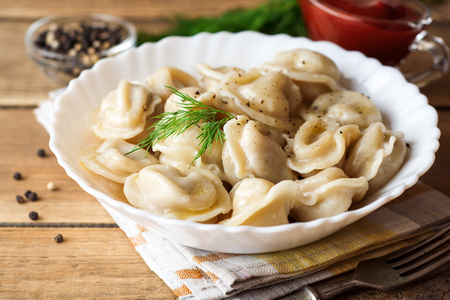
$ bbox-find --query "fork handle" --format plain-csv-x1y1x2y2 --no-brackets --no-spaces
314,278,360,299
278,278,360,300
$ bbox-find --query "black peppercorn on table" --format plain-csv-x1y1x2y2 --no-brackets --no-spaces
1,0,450,299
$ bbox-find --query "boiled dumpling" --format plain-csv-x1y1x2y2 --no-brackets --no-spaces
153,120,225,180
80,138,158,183
290,168,368,222
164,86,205,112
222,115,296,186
196,63,244,91
343,122,407,194
284,117,361,175
124,164,231,222
216,68,303,132
260,48,343,104
300,91,382,130
154,87,227,180
146,67,200,101
89,79,162,140
221,178,298,226
163,86,222,117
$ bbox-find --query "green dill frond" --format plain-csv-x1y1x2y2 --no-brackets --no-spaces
126,87,233,166
137,0,306,44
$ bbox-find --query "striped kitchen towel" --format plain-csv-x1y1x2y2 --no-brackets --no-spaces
102,182,450,300
35,95,450,300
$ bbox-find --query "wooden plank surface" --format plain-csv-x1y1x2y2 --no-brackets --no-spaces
1,0,450,299
0,109,114,224
0,228,177,300
1,109,450,299
1,1,450,106
0,0,266,20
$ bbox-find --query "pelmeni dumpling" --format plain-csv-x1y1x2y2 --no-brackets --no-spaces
290,168,368,222
90,79,162,140
163,86,221,117
260,48,343,104
153,121,225,180
164,86,205,112
222,115,296,186
124,164,231,222
285,117,361,175
80,138,158,183
196,63,244,91
300,91,382,130
216,68,303,131
343,122,407,194
221,178,298,226
146,67,200,101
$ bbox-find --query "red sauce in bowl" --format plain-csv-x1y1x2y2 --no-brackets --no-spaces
299,0,429,66
322,0,417,20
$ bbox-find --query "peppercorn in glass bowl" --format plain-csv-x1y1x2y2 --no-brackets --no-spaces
24,13,137,85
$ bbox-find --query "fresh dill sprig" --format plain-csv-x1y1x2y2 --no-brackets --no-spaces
128,87,233,165
137,0,306,44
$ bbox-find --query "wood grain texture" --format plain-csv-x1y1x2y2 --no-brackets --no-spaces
0,0,266,20
0,107,449,299
1,0,450,298
0,20,174,106
420,110,450,197
0,227,177,300
1,1,450,107
0,109,114,224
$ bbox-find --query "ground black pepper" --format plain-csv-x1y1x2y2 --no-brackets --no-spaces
37,149,46,157
13,172,22,180
54,234,64,243
29,211,39,221
16,195,26,204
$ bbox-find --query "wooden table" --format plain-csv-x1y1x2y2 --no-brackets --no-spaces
1,1,450,299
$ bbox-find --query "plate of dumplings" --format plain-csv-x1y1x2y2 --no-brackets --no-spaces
50,31,440,253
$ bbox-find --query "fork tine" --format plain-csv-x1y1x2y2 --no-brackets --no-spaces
389,232,450,268
399,244,450,282
395,241,450,274
386,223,450,264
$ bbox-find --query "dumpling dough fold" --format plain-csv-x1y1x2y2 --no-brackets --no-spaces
124,164,231,222
300,91,382,130
216,68,303,131
285,118,361,175
343,122,407,194
80,138,158,183
90,79,162,140
260,48,343,104
221,178,298,226
146,67,199,101
222,115,296,186
290,168,368,222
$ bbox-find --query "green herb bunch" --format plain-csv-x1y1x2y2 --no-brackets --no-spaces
137,0,306,45
130,87,233,165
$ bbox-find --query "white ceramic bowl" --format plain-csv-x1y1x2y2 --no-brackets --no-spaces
49,31,440,253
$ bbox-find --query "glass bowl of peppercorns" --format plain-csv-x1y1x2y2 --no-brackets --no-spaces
24,13,137,85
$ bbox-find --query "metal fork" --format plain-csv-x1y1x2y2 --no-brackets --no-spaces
278,222,450,300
